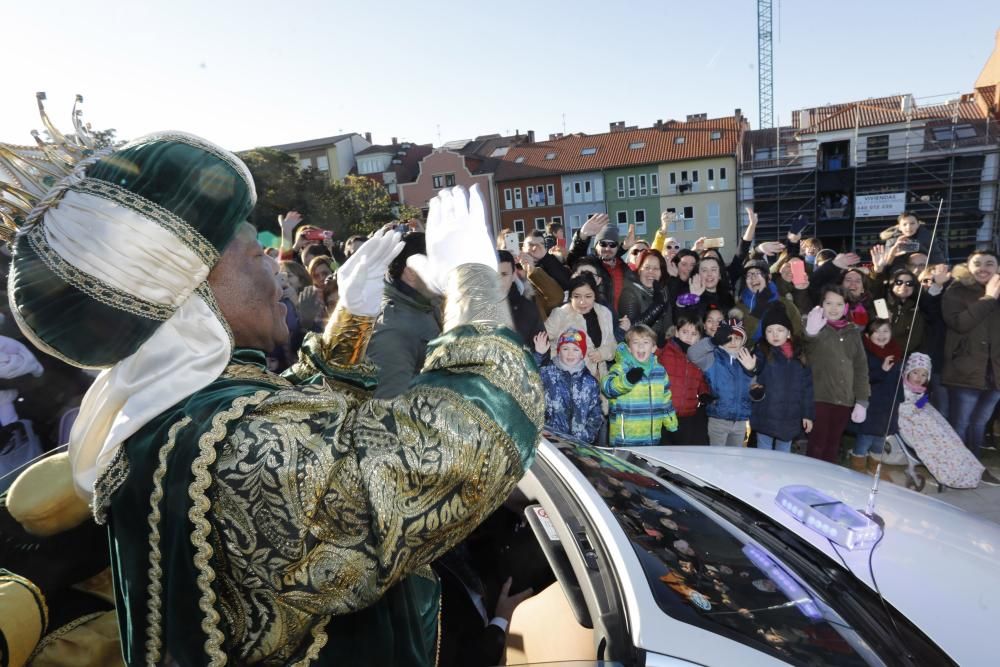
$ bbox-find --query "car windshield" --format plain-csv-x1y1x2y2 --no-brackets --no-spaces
550,436,883,666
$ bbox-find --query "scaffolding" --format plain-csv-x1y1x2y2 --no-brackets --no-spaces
740,109,1000,260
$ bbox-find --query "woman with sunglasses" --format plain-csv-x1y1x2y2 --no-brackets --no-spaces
872,268,926,355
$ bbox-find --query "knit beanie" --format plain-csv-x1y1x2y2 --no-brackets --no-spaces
594,224,619,244
760,304,792,334
727,318,747,341
557,328,587,357
904,352,932,377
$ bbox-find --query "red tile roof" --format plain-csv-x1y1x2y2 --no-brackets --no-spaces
494,116,743,182
797,96,986,135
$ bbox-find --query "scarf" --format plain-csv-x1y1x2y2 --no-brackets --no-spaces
827,317,852,331
672,336,691,354
779,341,794,359
582,308,602,347
847,300,869,328
904,378,927,394
863,335,903,361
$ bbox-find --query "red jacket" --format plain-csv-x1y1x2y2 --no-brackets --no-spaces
657,339,709,417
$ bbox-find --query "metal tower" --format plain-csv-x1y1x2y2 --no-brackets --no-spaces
757,0,774,129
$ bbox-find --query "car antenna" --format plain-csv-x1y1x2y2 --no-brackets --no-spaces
864,197,944,519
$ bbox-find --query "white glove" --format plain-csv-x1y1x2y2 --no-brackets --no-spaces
406,184,497,295
851,403,867,424
0,336,43,379
804,307,825,336
336,227,404,317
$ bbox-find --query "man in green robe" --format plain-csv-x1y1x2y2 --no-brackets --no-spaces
4,131,542,666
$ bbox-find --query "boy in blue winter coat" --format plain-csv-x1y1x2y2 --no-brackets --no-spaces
533,328,604,443
602,324,678,446
688,317,757,446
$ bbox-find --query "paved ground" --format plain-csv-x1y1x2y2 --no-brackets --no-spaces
869,446,1000,525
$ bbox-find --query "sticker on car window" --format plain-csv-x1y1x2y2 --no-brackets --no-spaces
532,506,560,542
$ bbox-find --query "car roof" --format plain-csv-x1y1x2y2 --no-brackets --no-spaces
621,446,1000,665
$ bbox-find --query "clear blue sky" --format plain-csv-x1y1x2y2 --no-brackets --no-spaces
3,1,997,152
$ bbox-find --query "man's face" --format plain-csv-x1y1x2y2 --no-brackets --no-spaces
898,216,919,237
969,253,999,285
906,254,927,274
498,261,515,294
628,334,655,363
210,224,289,351
522,237,546,260
596,239,618,261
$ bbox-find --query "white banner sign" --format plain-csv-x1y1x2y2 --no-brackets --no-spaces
855,193,906,218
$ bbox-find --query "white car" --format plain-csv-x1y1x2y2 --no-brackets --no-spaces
503,432,999,666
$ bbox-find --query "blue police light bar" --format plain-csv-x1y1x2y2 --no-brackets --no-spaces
775,485,882,551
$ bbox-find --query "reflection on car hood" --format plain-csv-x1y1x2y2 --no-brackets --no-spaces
621,446,1000,664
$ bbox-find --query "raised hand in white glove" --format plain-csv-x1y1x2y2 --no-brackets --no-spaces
336,226,404,316
406,184,497,295
850,403,867,424
804,306,826,336
0,336,44,379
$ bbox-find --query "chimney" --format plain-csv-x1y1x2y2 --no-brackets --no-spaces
654,119,663,130
391,137,398,145
364,132,372,142
527,130,535,143
549,132,564,141
609,121,625,132
685,113,707,122
734,108,741,119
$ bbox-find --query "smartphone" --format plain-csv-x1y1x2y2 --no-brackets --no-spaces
874,298,890,320
504,232,521,257
790,214,811,236
896,240,920,254
302,229,333,242
703,237,725,249
790,258,808,284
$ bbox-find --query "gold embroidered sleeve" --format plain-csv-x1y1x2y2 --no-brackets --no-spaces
209,325,541,662
283,306,378,388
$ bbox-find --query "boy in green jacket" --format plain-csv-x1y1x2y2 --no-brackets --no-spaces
603,324,679,446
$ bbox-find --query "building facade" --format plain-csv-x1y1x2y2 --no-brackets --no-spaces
658,155,739,250
561,171,606,238
269,133,372,182
495,175,563,240
604,165,661,240
355,140,433,201
397,149,498,231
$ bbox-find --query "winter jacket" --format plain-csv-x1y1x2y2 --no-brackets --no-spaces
733,284,803,344
603,343,678,446
508,283,544,346
536,357,604,444
369,281,442,399
941,264,1000,390
618,280,672,347
856,348,903,436
545,302,617,381
687,337,754,421
802,323,870,407
750,348,815,441
656,339,709,417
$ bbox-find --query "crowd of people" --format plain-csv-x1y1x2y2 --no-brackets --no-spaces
501,210,999,489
